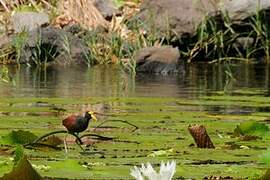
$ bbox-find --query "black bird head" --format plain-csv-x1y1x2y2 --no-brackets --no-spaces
85,111,97,122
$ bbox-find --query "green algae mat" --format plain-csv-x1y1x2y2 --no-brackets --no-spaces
0,95,269,179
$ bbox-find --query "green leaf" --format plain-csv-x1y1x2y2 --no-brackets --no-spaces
147,148,174,157
49,159,89,174
112,0,124,7
14,146,24,166
260,151,270,167
1,130,38,145
0,155,41,180
234,121,269,137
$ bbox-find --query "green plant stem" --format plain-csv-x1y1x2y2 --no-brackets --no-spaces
24,130,83,146
93,119,139,132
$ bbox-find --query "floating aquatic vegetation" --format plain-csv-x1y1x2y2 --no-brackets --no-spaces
1,155,42,180
1,130,37,145
234,121,269,137
1,146,41,180
260,150,270,166
0,96,267,178
147,149,174,157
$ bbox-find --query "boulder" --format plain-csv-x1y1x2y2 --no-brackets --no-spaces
135,46,180,74
19,26,89,66
137,0,218,37
12,12,49,33
93,0,121,20
234,37,254,50
137,0,270,38
221,0,270,22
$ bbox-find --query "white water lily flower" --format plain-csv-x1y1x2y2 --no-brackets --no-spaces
130,160,176,180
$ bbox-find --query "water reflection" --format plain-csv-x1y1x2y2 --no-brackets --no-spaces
0,63,270,98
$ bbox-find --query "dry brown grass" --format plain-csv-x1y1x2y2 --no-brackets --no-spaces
58,0,108,30
0,0,31,12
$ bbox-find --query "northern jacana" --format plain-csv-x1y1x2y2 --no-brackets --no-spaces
62,111,97,153
62,111,97,134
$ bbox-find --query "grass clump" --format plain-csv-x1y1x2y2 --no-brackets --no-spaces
11,31,28,65
182,7,270,63
3,0,270,70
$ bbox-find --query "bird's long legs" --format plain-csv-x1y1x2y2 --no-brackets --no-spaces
64,133,68,154
71,132,85,152
64,133,85,153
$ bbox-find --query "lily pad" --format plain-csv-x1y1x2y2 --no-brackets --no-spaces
147,148,174,157
1,130,38,145
1,155,41,180
261,151,270,166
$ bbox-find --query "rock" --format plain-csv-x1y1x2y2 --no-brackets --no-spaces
137,0,270,38
221,0,270,22
137,0,218,38
93,0,121,20
234,37,254,50
0,34,11,48
19,26,89,66
12,12,49,33
63,24,84,36
135,46,180,74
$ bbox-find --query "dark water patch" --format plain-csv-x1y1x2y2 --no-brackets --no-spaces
206,106,255,115
234,154,251,157
203,175,234,180
248,146,268,150
113,140,140,144
79,151,105,156
43,177,89,180
256,106,270,112
189,159,254,165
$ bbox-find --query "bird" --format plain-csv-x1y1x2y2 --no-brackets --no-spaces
62,111,97,134
62,111,97,153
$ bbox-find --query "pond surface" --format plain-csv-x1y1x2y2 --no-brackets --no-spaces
1,63,270,98
0,63,270,179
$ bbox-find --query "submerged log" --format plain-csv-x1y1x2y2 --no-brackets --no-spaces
188,124,215,148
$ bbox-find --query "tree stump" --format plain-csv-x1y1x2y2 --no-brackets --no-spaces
188,124,215,148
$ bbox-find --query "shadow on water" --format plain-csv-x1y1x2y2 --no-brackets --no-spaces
0,63,270,98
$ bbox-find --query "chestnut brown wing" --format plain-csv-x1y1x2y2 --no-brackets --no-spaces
62,115,78,132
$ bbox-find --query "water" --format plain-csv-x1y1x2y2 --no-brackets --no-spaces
0,63,270,179
0,63,269,98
